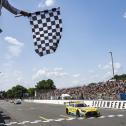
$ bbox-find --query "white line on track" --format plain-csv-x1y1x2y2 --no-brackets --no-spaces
78,117,84,120
20,121,30,124
108,115,115,118
41,119,54,123
54,118,65,122
47,119,54,121
0,123,4,125
33,120,42,123
117,114,124,117
2,114,125,125
17,121,30,125
6,122,17,125
88,117,95,119
98,116,106,118
65,117,76,120
60,115,71,118
4,124,14,126
42,120,52,123
4,124,12,126
30,120,41,123
17,121,29,125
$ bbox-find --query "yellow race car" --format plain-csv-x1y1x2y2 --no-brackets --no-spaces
65,102,100,117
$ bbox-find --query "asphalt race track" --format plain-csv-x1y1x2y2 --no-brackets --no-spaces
0,100,126,126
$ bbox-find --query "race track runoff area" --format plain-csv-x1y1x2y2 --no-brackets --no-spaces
0,101,126,126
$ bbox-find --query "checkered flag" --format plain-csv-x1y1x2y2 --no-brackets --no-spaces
29,7,62,56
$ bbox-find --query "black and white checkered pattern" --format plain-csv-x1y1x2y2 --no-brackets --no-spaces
29,7,62,56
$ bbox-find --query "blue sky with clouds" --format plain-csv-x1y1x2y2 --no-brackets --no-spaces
0,0,126,90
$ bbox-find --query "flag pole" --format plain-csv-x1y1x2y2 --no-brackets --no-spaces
109,51,115,79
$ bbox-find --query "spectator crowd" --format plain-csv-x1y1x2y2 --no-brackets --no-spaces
36,80,126,100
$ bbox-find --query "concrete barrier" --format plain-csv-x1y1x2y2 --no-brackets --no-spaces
24,99,126,109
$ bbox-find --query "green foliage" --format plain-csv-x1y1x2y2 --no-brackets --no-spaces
113,74,126,81
6,85,28,98
35,79,56,91
27,88,35,97
2,79,56,99
12,85,28,98
6,89,14,98
0,91,7,98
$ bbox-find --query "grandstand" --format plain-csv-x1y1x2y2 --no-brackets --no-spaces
35,80,126,100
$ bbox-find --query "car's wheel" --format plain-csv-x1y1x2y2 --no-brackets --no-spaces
76,110,80,117
66,108,69,115
97,112,101,117
84,115,87,119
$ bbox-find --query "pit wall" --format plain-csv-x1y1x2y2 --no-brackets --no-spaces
24,100,126,109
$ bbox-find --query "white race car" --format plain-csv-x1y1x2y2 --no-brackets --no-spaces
14,99,22,104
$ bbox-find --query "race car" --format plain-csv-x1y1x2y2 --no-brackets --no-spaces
14,99,22,104
65,102,100,117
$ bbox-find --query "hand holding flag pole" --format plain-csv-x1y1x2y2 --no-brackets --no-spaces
15,14,23,17
15,11,31,17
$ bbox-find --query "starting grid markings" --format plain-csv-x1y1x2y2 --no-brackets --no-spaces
0,114,124,125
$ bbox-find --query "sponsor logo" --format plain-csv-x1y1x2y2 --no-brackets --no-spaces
92,101,126,109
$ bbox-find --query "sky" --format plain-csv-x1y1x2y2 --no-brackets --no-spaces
0,0,126,90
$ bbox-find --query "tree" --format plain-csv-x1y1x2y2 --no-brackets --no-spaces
35,79,56,91
2,91,7,98
46,79,56,89
113,74,126,81
11,85,28,98
28,88,35,97
6,89,14,98
0,91,7,99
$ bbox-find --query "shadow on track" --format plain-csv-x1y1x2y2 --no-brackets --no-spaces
0,110,11,126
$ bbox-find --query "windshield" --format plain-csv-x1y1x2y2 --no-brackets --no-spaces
76,104,87,107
